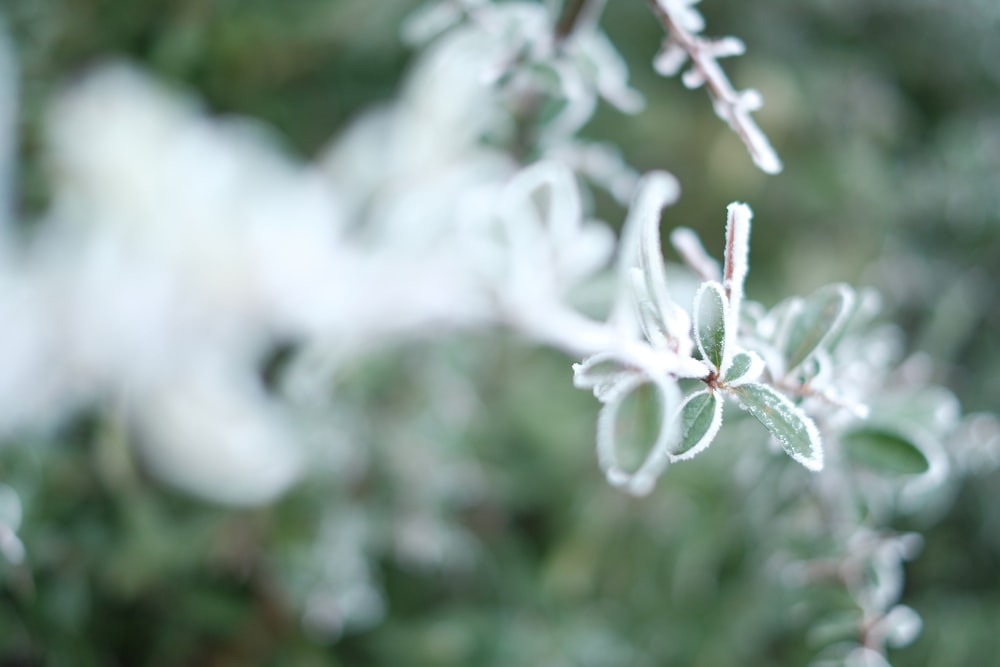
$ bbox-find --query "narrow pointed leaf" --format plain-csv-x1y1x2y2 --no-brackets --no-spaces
841,428,930,475
722,350,764,386
670,390,723,460
783,284,854,372
694,281,728,371
732,382,823,471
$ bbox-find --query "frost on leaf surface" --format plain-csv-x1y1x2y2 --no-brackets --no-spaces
670,390,722,460
694,281,728,371
572,353,639,402
782,283,854,373
596,375,681,496
732,382,823,471
722,350,763,386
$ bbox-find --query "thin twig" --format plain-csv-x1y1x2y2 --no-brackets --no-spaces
645,0,782,174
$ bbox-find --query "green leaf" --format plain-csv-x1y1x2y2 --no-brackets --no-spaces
694,281,728,370
731,382,823,471
841,428,930,475
596,376,682,496
670,390,722,460
722,350,763,386
783,284,854,372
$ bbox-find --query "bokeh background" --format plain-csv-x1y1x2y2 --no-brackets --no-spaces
2,0,999,664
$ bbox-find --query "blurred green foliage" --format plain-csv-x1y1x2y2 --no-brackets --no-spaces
2,0,999,664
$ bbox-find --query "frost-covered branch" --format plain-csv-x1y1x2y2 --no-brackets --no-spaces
0,2,995,661
647,0,783,174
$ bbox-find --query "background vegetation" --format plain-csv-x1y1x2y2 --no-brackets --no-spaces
2,0,998,664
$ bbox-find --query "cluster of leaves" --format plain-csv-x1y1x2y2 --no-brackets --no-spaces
1,0,998,665
574,198,826,497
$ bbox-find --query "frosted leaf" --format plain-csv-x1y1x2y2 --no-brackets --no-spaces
722,350,764,386
653,42,688,77
708,36,746,59
545,140,640,205
636,175,680,322
572,352,640,402
133,370,302,506
580,31,645,114
731,382,823,471
612,171,686,351
882,605,923,649
632,276,671,351
669,389,723,460
693,281,728,372
781,283,855,373
655,0,705,33
739,89,764,112
681,67,705,89
596,375,682,496
723,202,752,332
841,428,930,476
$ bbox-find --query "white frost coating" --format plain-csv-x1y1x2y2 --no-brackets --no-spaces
611,170,695,360
572,351,639,401
502,161,581,246
692,280,730,374
653,42,687,77
724,202,752,344
881,605,923,649
681,68,705,89
655,0,705,33
133,369,302,506
595,373,682,496
735,383,824,471
740,89,764,112
709,36,746,59
723,349,765,387
544,140,639,204
669,389,724,462
492,161,617,306
543,60,600,144
648,0,783,174
579,30,645,114
670,226,721,282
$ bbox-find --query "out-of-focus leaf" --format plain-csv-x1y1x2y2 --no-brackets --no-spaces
782,284,854,372
731,382,823,471
596,375,681,495
841,428,930,475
